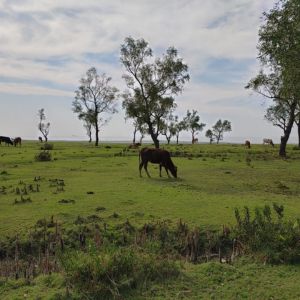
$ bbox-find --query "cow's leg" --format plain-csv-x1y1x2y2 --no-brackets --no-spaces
144,162,151,177
159,164,162,177
139,161,144,177
165,167,170,178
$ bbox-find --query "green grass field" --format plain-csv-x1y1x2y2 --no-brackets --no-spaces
1,141,300,299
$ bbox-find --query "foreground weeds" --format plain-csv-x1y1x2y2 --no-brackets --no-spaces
1,204,300,298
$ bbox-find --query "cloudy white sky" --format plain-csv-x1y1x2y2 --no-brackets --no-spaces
0,0,297,143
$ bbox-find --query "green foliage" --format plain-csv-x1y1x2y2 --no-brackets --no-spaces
62,246,179,299
246,0,300,156
234,204,300,263
183,109,205,142
41,143,54,150
73,67,119,146
38,108,50,142
35,150,52,161
121,37,189,148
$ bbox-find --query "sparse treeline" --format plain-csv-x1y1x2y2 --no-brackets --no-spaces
72,37,232,147
71,0,300,151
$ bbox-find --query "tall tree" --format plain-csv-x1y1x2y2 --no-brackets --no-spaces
73,67,119,146
83,118,93,143
121,37,189,148
205,129,214,144
38,108,50,142
183,110,205,143
161,114,177,145
130,118,147,144
210,119,232,144
174,118,187,145
246,0,300,157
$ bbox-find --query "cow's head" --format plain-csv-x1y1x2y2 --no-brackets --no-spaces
170,165,177,178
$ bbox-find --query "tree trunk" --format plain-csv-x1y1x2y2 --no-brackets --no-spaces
298,122,300,148
95,122,99,147
139,135,144,144
166,136,170,144
279,101,297,157
133,127,137,144
151,134,159,148
216,132,221,144
176,134,179,145
148,123,159,148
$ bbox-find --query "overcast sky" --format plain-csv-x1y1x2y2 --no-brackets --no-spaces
0,0,297,143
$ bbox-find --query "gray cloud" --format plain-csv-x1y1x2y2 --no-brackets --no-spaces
1,0,296,143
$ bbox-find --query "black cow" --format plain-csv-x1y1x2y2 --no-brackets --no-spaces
0,136,13,146
245,140,251,149
139,147,177,178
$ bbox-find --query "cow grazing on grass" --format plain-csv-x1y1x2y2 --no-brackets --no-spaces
38,136,43,142
263,138,274,147
245,140,251,149
0,136,13,146
13,137,22,147
139,148,177,178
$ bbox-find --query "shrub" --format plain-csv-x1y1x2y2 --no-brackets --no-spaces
233,204,300,263
35,150,52,161
41,143,54,150
62,246,180,299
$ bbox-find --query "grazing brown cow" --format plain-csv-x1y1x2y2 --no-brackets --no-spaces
13,137,22,147
192,138,198,144
245,140,251,149
38,136,43,142
263,138,274,147
139,148,177,178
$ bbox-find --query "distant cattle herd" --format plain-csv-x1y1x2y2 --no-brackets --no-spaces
0,136,22,146
0,136,276,180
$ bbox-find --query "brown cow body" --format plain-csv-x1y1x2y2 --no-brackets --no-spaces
139,148,177,178
245,140,251,149
13,137,22,147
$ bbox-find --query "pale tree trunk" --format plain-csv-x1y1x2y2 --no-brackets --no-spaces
132,126,138,144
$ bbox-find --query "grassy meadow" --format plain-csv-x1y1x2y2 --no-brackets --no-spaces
1,140,300,299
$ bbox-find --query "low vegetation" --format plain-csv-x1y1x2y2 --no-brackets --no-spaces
0,141,300,299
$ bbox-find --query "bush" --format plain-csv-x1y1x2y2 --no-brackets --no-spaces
35,150,52,161
62,246,180,299
233,204,300,263
41,143,54,150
